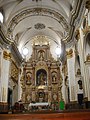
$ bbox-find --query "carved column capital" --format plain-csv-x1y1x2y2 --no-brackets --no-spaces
3,50,11,60
66,49,73,59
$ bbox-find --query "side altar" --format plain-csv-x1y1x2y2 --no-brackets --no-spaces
20,44,63,111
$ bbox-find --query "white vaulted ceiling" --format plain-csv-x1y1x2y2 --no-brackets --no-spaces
0,0,83,60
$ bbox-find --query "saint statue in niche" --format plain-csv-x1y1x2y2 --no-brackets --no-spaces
26,73,31,85
38,50,45,61
27,94,30,102
38,72,46,85
52,74,57,83
53,93,57,101
36,69,47,86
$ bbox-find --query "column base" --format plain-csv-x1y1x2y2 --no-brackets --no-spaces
0,102,8,113
83,97,90,109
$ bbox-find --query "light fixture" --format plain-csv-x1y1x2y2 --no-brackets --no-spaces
22,47,29,56
0,12,3,23
55,46,61,56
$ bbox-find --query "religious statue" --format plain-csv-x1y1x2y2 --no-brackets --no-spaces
38,50,45,61
52,74,57,83
26,73,31,85
38,72,46,85
27,94,30,102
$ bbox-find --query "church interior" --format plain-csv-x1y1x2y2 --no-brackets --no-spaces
0,0,90,119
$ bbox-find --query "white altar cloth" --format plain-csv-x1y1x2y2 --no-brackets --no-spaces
29,102,49,107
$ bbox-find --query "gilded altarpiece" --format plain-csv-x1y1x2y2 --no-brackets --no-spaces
21,45,62,110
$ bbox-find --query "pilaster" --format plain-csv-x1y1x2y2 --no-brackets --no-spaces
84,58,90,101
66,49,77,102
1,50,11,102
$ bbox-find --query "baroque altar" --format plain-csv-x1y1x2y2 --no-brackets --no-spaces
21,44,62,110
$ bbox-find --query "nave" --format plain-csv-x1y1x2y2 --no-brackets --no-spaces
0,0,90,116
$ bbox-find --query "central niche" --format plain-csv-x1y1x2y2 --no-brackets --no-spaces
36,69,47,86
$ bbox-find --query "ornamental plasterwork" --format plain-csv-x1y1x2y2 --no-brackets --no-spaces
7,8,69,39
86,54,90,62
82,19,90,34
34,23,45,30
82,15,90,34
32,0,42,2
32,35,49,45
66,49,73,59
3,50,11,60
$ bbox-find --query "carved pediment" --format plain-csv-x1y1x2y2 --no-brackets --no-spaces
28,44,55,62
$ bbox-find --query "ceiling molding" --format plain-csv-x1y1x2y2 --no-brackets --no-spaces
7,7,69,40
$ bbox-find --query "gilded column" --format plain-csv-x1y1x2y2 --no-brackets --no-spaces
48,67,51,85
47,61,51,85
32,61,35,85
57,61,61,84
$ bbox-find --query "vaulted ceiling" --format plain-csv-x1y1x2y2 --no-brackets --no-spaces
0,0,84,60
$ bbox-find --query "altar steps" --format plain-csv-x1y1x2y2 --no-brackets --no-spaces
0,110,90,120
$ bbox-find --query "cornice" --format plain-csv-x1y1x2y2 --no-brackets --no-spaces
63,0,85,44
0,26,12,46
0,25,23,65
70,0,83,26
